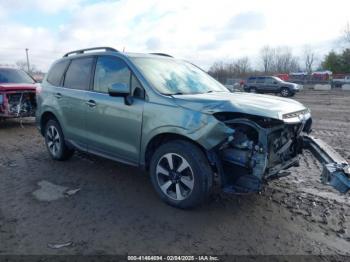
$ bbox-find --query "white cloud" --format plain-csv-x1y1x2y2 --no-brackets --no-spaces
0,0,83,14
0,0,349,71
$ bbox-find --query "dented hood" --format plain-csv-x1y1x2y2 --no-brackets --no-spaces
173,92,307,120
0,83,37,92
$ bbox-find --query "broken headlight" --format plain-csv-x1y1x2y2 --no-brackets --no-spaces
281,108,311,123
282,108,310,119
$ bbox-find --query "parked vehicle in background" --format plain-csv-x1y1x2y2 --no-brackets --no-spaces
276,73,289,81
0,68,37,119
36,47,349,209
224,78,242,92
332,75,350,88
243,76,303,97
312,71,332,81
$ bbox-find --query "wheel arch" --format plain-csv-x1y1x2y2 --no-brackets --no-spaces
280,86,292,91
143,132,209,171
40,111,60,136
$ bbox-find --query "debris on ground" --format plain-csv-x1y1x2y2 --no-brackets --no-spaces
47,241,73,249
64,188,81,196
32,181,68,202
32,181,81,202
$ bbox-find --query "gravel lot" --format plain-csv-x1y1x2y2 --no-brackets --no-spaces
0,89,349,257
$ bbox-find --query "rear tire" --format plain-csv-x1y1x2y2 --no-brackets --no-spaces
249,87,257,93
150,140,213,209
45,119,74,161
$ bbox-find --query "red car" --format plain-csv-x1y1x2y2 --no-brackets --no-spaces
0,68,37,119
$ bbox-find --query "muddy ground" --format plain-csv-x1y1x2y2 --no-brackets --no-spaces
0,89,349,257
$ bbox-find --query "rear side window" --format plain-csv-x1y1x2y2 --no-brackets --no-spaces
64,58,94,90
247,77,256,83
256,77,265,84
47,60,70,86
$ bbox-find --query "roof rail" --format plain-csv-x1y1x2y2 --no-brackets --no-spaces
63,47,118,57
149,52,173,58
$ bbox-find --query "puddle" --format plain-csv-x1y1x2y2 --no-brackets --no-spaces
32,180,68,202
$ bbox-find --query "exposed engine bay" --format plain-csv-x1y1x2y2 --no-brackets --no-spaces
0,91,36,118
209,112,349,194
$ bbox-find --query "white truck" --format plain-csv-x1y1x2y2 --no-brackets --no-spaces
332,75,350,87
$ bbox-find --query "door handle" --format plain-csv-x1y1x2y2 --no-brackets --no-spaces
54,93,62,99
85,100,96,107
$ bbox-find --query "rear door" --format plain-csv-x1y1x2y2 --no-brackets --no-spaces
61,57,94,149
246,77,256,89
85,55,144,164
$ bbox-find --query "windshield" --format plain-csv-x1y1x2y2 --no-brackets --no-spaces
0,69,35,84
131,57,228,95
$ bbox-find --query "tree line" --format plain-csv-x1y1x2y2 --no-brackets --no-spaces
209,23,350,83
208,46,310,83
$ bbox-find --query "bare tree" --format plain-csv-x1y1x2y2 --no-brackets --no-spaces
260,46,300,73
273,47,300,73
260,46,275,73
208,57,253,84
234,57,251,76
303,46,315,74
208,61,227,83
15,60,38,74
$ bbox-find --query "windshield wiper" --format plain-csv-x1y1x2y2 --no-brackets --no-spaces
206,90,228,93
163,92,184,96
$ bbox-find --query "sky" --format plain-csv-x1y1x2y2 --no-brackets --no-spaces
0,0,349,72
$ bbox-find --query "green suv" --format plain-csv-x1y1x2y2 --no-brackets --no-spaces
37,47,343,208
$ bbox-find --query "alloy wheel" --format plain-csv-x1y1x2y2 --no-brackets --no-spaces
46,125,61,157
156,153,194,201
281,89,289,97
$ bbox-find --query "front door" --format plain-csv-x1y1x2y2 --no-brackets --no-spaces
264,77,279,92
85,55,144,165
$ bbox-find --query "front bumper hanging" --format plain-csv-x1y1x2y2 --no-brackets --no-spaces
302,135,350,193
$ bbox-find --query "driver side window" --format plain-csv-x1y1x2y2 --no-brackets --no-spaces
93,56,131,93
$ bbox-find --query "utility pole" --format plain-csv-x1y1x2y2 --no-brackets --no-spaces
25,48,30,73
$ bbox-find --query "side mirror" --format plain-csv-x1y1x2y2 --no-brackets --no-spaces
108,83,129,97
108,83,133,105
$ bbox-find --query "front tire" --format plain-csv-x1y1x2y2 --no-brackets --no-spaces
45,119,74,161
150,140,213,209
280,87,291,97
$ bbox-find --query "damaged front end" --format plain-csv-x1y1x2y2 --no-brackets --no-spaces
0,91,36,118
209,111,350,194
